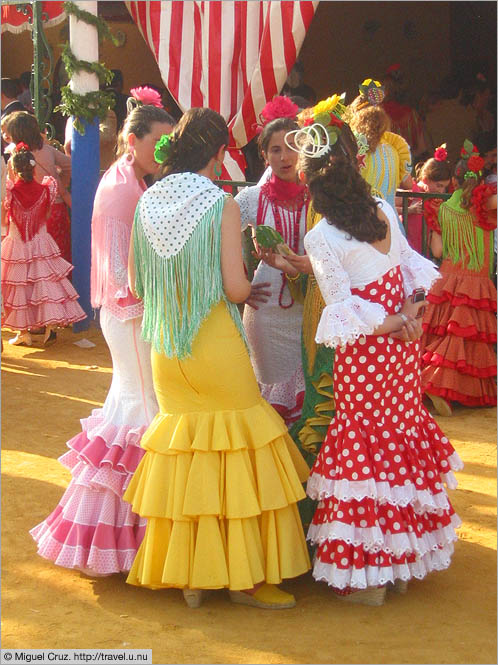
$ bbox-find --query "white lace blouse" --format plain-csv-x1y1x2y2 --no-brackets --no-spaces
304,198,440,350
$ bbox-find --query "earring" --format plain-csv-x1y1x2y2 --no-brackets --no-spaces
125,151,135,165
214,162,222,178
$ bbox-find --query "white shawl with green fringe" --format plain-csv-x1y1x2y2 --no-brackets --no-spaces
132,172,247,359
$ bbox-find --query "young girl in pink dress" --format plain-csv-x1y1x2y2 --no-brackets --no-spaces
1,143,85,346
405,145,451,253
291,120,463,606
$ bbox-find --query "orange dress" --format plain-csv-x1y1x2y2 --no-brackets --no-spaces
421,185,497,406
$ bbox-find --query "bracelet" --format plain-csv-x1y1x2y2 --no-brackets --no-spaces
399,313,408,324
286,272,301,282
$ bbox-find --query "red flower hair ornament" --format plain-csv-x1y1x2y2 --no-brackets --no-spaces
15,142,30,152
434,144,448,162
467,154,485,173
254,96,299,134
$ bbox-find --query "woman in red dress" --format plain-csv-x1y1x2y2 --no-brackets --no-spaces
291,120,463,605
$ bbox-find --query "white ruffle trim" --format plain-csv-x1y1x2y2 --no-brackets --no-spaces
312,542,455,589
315,295,386,350
307,475,456,515
307,513,461,558
400,253,441,298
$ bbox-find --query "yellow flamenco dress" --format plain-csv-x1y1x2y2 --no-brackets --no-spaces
123,172,310,591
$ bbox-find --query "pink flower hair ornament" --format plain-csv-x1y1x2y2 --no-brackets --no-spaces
254,95,299,133
129,86,163,108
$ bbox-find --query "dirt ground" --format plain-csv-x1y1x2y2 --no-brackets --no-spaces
1,324,496,665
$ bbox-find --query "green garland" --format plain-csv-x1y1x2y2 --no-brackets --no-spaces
57,1,118,135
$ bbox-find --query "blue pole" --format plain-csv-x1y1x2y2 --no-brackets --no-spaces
70,117,99,332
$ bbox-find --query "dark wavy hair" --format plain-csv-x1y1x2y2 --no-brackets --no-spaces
157,107,228,178
4,111,44,151
299,122,387,243
12,146,35,182
415,157,452,183
258,116,299,157
454,157,484,209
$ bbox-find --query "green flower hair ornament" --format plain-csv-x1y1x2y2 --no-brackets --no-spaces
154,133,173,164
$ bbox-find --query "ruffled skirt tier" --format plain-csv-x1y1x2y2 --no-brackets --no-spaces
123,302,311,590
1,229,85,329
30,312,158,575
422,262,497,406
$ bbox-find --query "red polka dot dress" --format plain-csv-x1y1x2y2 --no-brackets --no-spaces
304,199,463,592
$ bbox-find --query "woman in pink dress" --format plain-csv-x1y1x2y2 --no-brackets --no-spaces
30,102,175,576
293,120,463,605
1,142,85,346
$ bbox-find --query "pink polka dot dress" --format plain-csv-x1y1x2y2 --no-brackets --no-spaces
304,199,463,591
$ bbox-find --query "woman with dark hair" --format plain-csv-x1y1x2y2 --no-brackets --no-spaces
30,102,175,576
124,107,310,609
235,97,308,428
294,117,463,605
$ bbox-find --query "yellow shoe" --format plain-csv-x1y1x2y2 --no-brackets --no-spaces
426,392,452,417
229,583,296,609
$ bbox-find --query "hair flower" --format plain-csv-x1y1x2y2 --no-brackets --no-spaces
130,86,163,108
434,144,448,162
154,133,173,164
15,141,30,152
467,154,485,173
259,95,299,126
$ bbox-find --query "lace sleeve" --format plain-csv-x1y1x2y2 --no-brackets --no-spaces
235,185,259,231
304,227,387,349
107,216,132,297
41,176,58,207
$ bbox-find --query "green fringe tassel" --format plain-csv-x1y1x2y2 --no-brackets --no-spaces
133,196,247,359
440,202,484,272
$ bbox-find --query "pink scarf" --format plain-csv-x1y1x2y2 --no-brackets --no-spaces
90,156,146,316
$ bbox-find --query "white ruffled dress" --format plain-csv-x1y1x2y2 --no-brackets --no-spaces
304,198,463,590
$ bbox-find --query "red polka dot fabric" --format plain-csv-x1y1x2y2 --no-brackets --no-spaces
307,266,463,590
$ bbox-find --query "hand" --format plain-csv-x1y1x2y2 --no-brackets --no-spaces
407,201,423,215
400,296,426,320
244,282,271,310
390,316,423,342
253,246,298,276
284,253,313,274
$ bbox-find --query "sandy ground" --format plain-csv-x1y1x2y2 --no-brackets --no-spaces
1,325,496,665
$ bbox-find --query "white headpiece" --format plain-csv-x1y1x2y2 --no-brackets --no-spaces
284,123,331,158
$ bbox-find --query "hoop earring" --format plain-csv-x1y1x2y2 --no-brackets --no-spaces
125,151,135,165
214,162,222,178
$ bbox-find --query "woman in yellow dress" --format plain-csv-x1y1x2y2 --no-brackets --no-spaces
124,108,310,609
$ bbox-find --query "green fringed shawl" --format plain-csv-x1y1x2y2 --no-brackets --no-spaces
439,189,485,273
132,195,247,359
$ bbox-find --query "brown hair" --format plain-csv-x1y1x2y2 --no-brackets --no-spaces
258,116,299,157
116,104,176,159
157,107,229,178
349,97,390,153
4,111,43,151
415,157,452,183
299,122,387,243
454,158,483,209
11,146,35,182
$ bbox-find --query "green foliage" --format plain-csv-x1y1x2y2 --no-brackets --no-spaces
57,2,118,135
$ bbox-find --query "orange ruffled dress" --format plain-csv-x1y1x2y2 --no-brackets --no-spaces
421,185,497,406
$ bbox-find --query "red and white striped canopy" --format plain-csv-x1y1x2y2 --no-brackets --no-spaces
126,0,317,178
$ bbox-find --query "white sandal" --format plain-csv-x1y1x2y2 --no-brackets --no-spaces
8,332,32,347
182,589,204,609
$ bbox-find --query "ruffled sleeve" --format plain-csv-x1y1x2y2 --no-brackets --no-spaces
3,178,14,211
383,131,412,184
41,175,58,207
304,225,387,349
235,185,259,231
423,197,443,233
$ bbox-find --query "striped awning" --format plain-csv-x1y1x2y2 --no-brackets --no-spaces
1,1,65,33
126,0,317,178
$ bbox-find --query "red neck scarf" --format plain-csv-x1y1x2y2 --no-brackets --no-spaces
257,174,309,309
9,178,50,241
